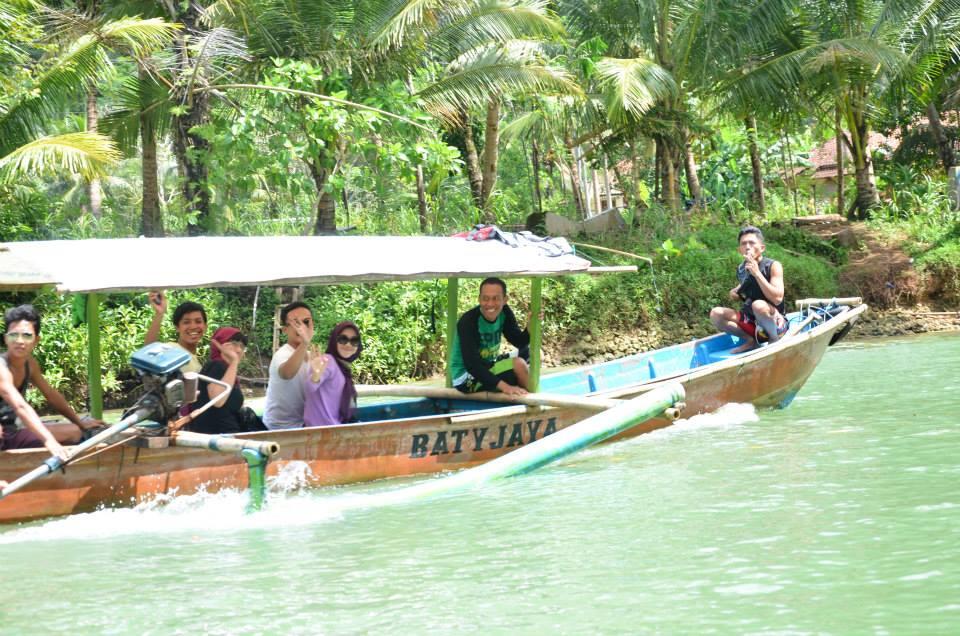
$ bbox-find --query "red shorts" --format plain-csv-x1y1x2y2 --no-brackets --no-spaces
737,311,788,342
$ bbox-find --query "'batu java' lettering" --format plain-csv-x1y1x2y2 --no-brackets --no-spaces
409,417,558,458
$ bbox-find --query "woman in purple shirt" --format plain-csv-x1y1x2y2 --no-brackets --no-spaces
304,321,363,426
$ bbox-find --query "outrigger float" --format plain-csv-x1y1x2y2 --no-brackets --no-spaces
0,236,864,523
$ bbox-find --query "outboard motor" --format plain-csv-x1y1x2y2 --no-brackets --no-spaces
124,342,194,424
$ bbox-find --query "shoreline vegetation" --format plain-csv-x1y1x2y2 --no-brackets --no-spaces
6,217,959,415
3,1,960,414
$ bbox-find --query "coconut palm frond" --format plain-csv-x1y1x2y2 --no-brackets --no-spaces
98,16,179,57
595,57,676,126
429,0,563,56
370,0,448,48
804,38,907,77
420,54,580,114
0,132,121,183
500,109,547,141
100,73,172,154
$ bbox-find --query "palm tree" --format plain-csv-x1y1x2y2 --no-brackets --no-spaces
368,0,579,221
724,0,960,219
0,2,176,187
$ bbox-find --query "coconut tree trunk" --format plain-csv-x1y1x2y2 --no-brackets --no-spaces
847,94,879,219
683,130,702,208
564,134,586,218
744,115,765,213
927,102,956,174
657,137,680,211
140,77,163,237
171,3,212,235
309,161,336,235
85,89,102,219
415,165,428,233
461,109,484,212
835,103,845,218
531,139,543,215
479,97,500,223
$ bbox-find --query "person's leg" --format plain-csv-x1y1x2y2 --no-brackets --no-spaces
752,301,786,344
513,357,530,389
3,427,45,449
710,306,751,340
711,306,757,352
44,421,82,445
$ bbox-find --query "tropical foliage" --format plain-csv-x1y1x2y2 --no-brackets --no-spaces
2,0,960,408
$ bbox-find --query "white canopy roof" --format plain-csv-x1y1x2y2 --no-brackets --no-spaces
0,235,597,293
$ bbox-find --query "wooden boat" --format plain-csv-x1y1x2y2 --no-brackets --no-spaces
0,236,865,522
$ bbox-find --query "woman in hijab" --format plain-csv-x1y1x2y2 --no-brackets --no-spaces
189,326,262,434
304,321,362,426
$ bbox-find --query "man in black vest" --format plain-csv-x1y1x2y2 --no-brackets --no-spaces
710,226,787,352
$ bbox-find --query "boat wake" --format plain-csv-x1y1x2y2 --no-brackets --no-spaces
647,402,759,438
0,462,387,544
0,404,759,544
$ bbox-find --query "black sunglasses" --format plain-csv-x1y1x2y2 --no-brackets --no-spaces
337,335,361,347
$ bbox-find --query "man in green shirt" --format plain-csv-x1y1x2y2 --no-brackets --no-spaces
449,277,531,395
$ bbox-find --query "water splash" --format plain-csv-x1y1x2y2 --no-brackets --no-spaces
0,462,362,545
0,406,756,545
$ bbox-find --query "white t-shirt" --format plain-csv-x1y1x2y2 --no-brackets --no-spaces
263,344,309,429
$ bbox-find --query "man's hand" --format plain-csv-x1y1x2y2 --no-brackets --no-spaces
291,317,315,346
498,381,528,396
44,438,70,462
211,339,241,365
148,290,167,316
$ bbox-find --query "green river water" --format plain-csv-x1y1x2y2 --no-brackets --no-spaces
1,332,959,635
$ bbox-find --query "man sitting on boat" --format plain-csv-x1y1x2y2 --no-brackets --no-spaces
144,291,208,373
263,301,314,429
1,305,101,453
709,226,787,353
450,277,532,396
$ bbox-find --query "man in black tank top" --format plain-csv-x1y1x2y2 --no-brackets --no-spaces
710,226,787,352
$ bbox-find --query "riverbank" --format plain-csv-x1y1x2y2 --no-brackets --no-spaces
543,305,960,368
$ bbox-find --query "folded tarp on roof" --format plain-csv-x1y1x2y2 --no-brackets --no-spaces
0,235,594,293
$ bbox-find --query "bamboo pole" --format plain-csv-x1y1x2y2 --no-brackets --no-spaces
573,242,653,264
170,431,279,457
356,383,624,411
357,383,685,507
86,293,103,419
445,277,459,388
528,277,542,392
794,297,862,308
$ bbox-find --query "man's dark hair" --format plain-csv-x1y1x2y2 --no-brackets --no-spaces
172,301,207,327
4,304,41,336
280,301,313,325
738,226,764,243
479,277,507,296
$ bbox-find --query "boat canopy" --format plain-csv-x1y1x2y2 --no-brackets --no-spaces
0,236,596,293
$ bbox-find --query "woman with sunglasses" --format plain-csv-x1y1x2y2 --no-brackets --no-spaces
303,321,363,426
1,305,104,451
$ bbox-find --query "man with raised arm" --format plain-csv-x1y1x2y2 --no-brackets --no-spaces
450,277,532,396
144,290,208,374
263,301,315,429
710,226,787,353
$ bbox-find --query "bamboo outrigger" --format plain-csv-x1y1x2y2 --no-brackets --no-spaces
0,236,864,523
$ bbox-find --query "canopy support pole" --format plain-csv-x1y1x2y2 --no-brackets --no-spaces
86,293,103,419
528,278,543,392
445,277,459,388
